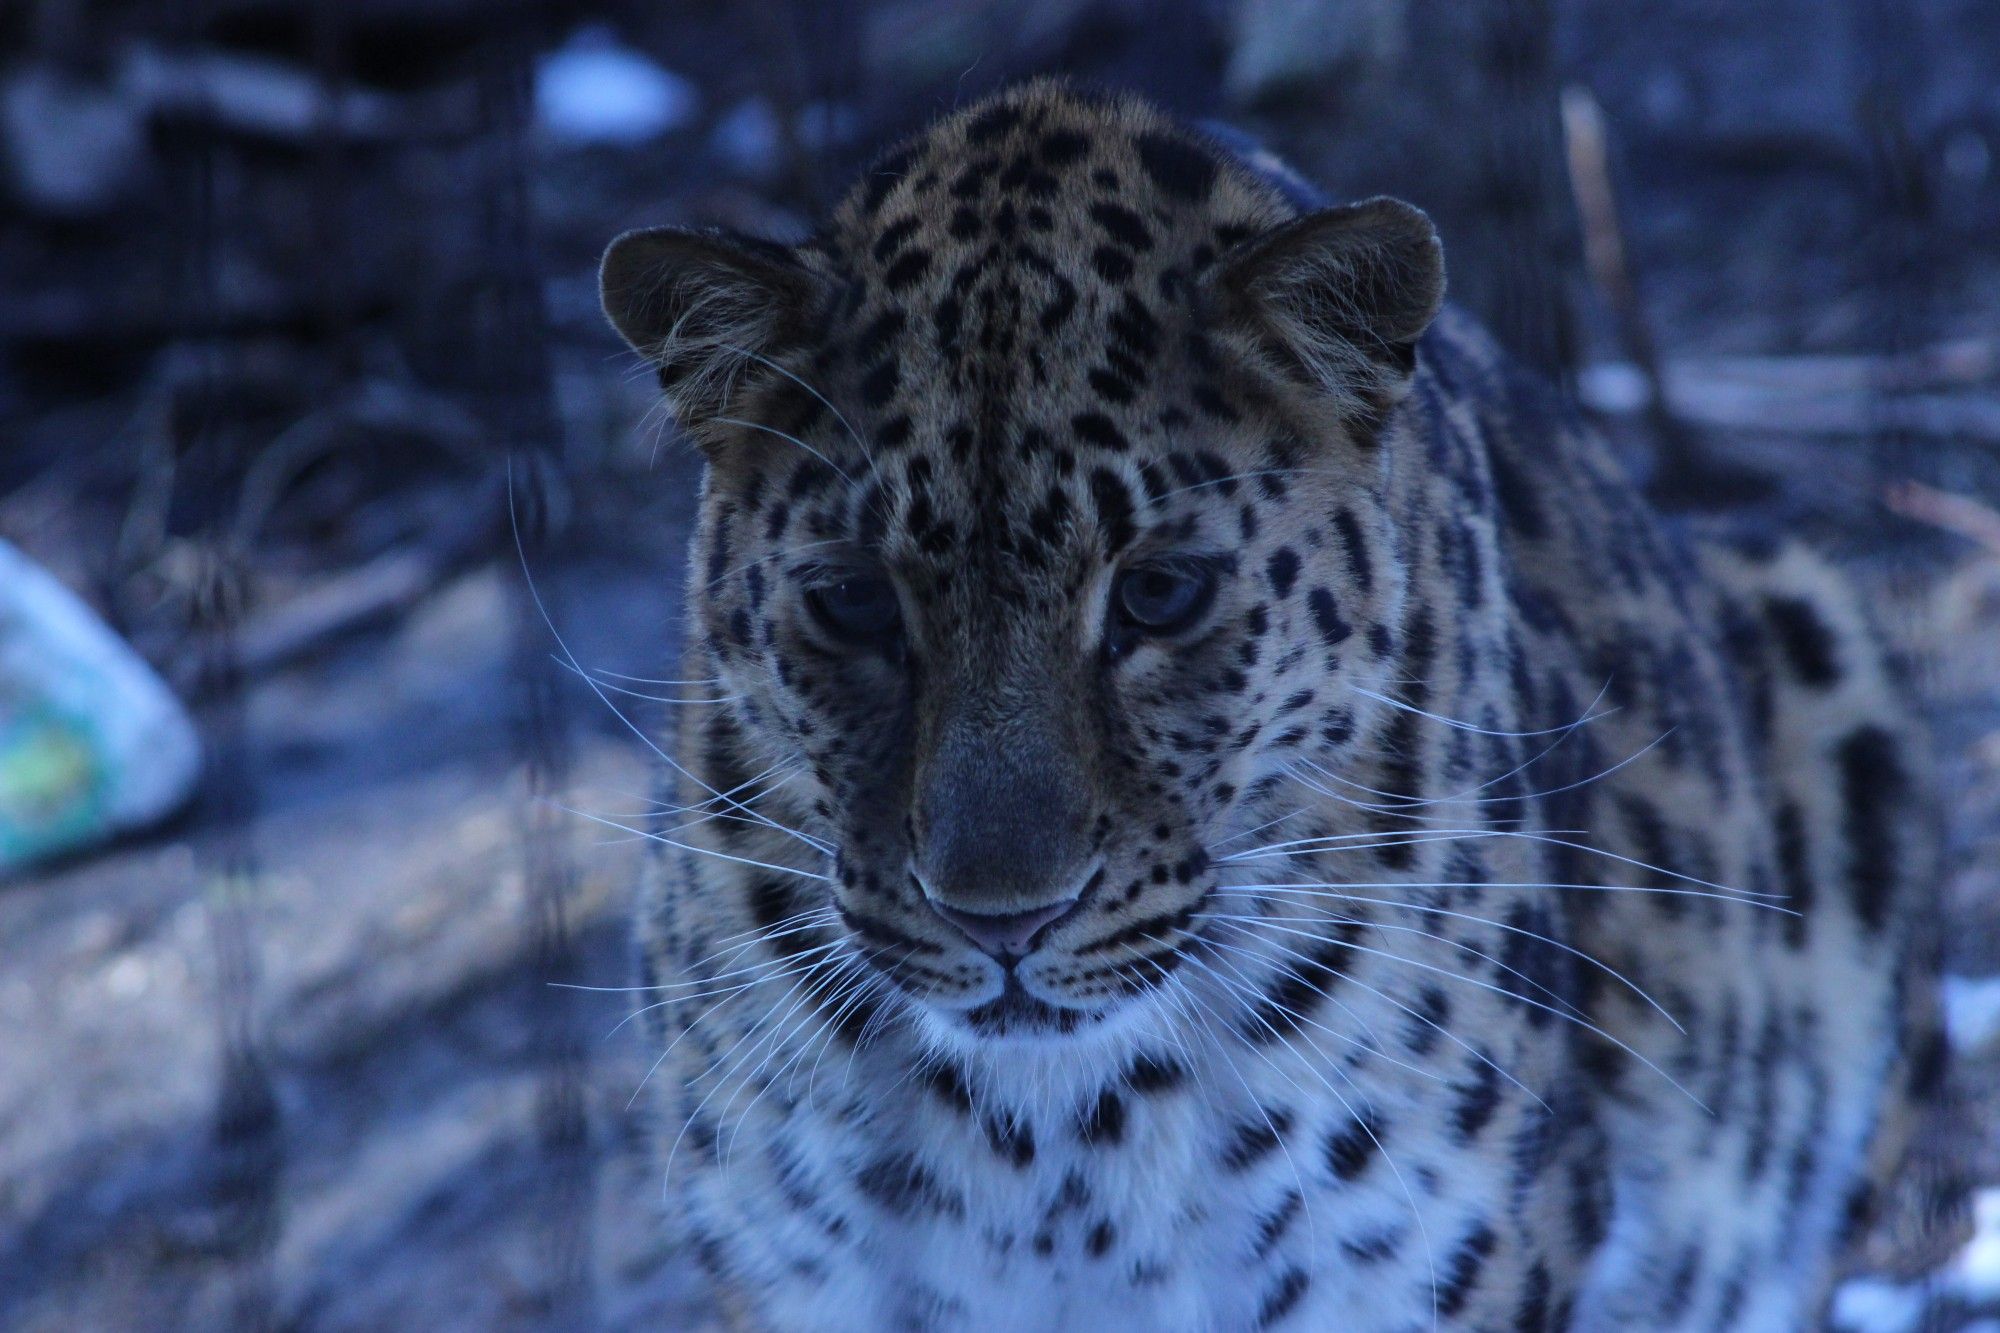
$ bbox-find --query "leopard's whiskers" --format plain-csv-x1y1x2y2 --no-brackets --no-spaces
1124,919,1404,1076
706,537,847,592
688,902,842,962
560,803,835,879
1151,949,1323,1260
713,414,857,486
614,912,846,1003
648,798,825,849
588,670,728,687
1278,701,1643,824
663,949,854,1178
711,342,882,484
563,668,742,707
1287,722,1667,817
1201,911,1709,1113
1215,885,1684,1033
1184,934,1447,1087
719,953,875,1168
1210,807,1314,851
1348,684,1622,738
642,955,819,1135
604,949,844,1082
1305,678,1614,803
595,764,801,834
1192,922,1548,1113
1281,762,1527,827
1221,828,1789,906
560,924,841,1003
511,488,832,856
1178,948,1437,1318
1150,466,1323,502
550,655,736,703
1221,873,1781,915
804,969,895,1105
843,960,915,1084
636,760,807,830
1203,904,1591,1028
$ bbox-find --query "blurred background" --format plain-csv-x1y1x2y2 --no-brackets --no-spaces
1,1,1997,1329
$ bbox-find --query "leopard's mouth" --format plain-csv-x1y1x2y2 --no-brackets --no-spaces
833,860,1215,1033
957,974,1100,1037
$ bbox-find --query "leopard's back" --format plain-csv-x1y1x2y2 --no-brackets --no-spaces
1320,310,1939,1329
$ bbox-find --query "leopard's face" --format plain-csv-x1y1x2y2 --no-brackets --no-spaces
603,82,1443,1044
692,391,1393,1043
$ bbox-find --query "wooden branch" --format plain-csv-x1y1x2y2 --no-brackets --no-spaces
1562,86,1676,433
172,482,502,697
231,547,447,677
1559,83,1772,507
1884,479,2000,558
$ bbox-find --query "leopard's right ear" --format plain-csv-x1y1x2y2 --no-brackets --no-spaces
1208,197,1444,428
599,227,822,436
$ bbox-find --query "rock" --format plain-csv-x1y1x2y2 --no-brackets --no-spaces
1224,0,1405,108
120,44,407,141
709,97,783,181
0,64,146,216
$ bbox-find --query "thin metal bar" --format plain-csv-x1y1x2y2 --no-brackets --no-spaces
476,5,597,1321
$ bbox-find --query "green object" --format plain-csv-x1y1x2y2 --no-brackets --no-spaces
0,539,200,874
0,704,108,863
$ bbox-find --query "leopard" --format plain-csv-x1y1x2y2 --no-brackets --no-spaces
596,79,1941,1331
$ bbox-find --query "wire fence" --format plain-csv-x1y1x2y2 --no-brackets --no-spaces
3,0,1994,1325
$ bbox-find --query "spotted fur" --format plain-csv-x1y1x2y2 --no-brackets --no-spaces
600,81,1935,1331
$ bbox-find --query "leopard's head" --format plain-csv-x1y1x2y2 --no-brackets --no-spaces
602,82,1443,1047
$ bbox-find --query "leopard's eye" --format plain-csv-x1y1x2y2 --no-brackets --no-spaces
806,576,901,643
1113,563,1216,637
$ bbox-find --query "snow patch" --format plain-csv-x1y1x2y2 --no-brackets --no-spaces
1942,973,2000,1052
1576,361,1652,413
1956,1187,2000,1302
1828,1276,1927,1333
711,98,782,178
1834,1188,2000,1329
535,26,696,145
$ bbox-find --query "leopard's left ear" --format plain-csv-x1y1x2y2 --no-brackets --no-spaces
599,226,825,444
1209,197,1444,416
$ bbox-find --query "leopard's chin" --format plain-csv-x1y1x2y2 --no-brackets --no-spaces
956,974,1107,1038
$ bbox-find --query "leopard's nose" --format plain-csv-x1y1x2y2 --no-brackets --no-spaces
913,859,1100,960
928,896,1081,959
911,704,1099,938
